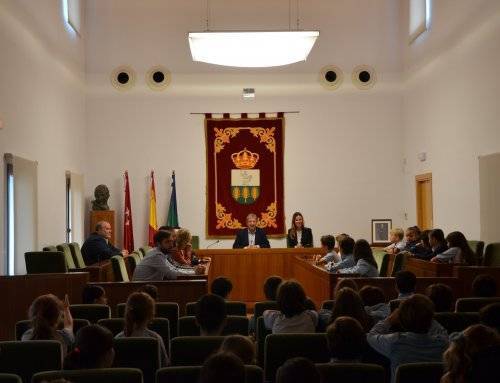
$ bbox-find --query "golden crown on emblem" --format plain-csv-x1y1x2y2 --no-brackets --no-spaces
231,148,259,169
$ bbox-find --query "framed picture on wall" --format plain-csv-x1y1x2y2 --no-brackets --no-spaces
371,219,392,245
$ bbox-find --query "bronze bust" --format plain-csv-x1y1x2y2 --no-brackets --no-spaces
92,184,110,211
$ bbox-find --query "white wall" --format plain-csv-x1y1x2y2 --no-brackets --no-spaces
0,1,87,273
401,1,500,239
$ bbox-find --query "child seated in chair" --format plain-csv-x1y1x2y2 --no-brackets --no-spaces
263,280,318,334
384,228,405,254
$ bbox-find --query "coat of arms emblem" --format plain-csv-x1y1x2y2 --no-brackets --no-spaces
230,148,260,205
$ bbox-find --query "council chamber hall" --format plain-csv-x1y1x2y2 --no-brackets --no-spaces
1,1,500,383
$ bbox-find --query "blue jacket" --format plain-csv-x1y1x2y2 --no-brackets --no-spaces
232,228,270,249
81,232,121,265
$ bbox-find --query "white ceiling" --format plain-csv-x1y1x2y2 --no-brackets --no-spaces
85,0,404,75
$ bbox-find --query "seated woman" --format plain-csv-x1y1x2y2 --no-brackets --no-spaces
263,280,318,333
115,292,169,366
64,324,114,369
172,228,193,266
431,231,477,265
286,212,313,248
338,239,379,277
22,294,74,356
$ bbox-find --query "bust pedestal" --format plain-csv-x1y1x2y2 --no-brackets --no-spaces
90,210,115,245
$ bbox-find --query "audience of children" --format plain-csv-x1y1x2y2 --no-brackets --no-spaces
263,280,318,333
64,324,114,370
22,294,74,356
431,231,477,265
384,228,406,254
195,293,227,336
210,276,233,299
425,283,454,312
325,235,356,272
219,334,256,364
328,287,373,331
360,286,390,323
82,285,107,305
338,239,379,277
317,235,338,264
115,292,169,366
402,226,421,254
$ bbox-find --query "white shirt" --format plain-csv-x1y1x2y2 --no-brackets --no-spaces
296,230,302,245
248,231,256,246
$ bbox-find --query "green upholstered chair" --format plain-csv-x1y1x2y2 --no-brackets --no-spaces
0,341,62,383
395,362,444,383
391,251,409,276
0,374,21,383
316,363,386,383
113,337,160,383
97,318,125,336
321,300,335,311
116,302,179,339
455,297,500,312
24,251,68,274
135,250,144,260
191,235,200,250
434,312,480,334
256,316,272,366
16,319,89,341
379,252,390,277
178,315,249,336
139,246,151,257
111,255,129,281
170,336,225,366
484,243,500,266
125,252,141,276
185,301,246,316
468,240,485,262
70,304,111,323
42,245,57,252
69,242,86,268
56,243,77,269
264,333,330,382
254,301,278,318
32,368,143,383
156,365,263,383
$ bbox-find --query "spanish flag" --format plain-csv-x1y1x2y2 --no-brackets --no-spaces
148,170,158,246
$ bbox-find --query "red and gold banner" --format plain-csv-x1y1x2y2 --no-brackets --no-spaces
205,113,285,238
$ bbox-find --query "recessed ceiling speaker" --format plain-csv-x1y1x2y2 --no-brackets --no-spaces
111,66,136,91
352,65,376,90
319,65,343,90
146,66,171,91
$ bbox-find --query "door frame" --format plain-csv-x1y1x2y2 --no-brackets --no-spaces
415,172,433,229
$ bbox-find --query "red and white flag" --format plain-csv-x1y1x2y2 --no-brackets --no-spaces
123,171,135,253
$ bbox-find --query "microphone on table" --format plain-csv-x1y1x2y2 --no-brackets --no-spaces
206,240,220,249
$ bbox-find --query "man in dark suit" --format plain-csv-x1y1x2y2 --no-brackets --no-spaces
233,213,271,249
81,221,128,265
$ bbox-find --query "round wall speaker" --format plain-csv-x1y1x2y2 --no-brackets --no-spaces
146,66,171,91
352,65,376,90
319,65,343,90
110,66,136,91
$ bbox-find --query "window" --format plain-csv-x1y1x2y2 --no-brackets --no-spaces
62,0,82,36
66,172,84,245
409,0,431,43
4,154,38,275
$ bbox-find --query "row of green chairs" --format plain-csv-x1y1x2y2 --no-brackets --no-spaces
389,296,500,314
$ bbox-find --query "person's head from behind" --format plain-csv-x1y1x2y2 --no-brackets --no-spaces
195,294,227,336
447,231,476,264
219,335,255,364
353,239,377,268
64,325,114,370
420,230,431,249
199,352,245,383
327,317,365,361
429,229,445,248
443,324,500,383
154,230,175,254
276,357,320,383
330,288,368,328
480,303,500,333
95,221,112,240
211,277,233,299
405,226,420,243
28,294,63,340
137,284,158,301
338,236,355,256
359,286,386,307
472,274,497,297
277,280,307,318
334,278,359,296
397,294,434,333
82,285,107,305
390,228,404,244
395,270,417,295
124,292,154,336
320,235,336,252
425,283,454,312
176,228,191,250
263,276,283,301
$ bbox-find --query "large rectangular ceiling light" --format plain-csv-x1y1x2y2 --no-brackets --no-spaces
188,31,319,68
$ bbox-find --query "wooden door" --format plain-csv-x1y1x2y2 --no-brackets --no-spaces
416,173,433,229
